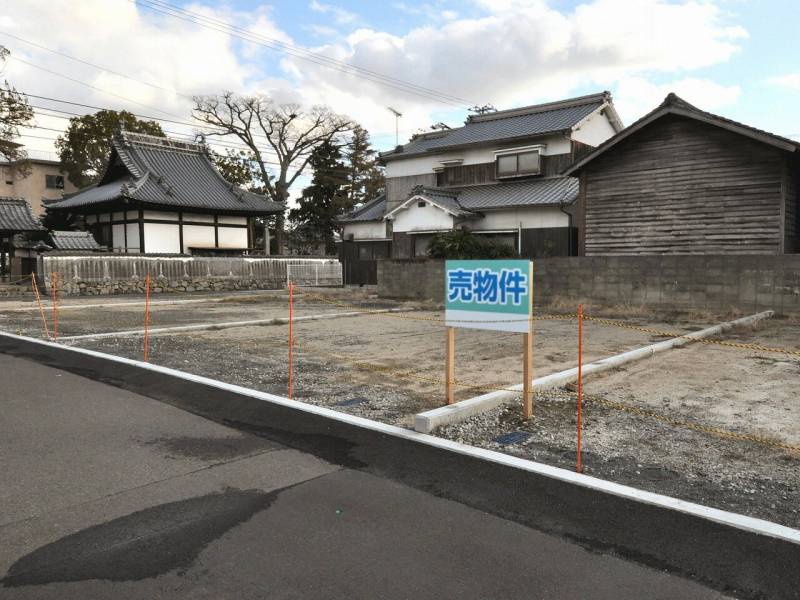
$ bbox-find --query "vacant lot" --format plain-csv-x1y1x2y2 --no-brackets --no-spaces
1,290,798,527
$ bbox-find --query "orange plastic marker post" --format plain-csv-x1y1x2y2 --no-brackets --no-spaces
31,273,50,340
576,303,584,473
51,272,59,341
288,281,294,399
143,274,152,362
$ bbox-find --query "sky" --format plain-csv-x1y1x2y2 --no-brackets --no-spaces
1,0,799,198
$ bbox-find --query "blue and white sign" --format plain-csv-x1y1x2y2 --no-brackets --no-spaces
445,259,533,333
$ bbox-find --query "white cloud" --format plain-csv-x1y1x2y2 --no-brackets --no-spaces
768,73,800,92
1,0,750,162
613,77,742,123
288,0,747,132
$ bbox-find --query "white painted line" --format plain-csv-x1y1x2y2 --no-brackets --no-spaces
0,329,798,546
415,311,775,433
57,308,410,341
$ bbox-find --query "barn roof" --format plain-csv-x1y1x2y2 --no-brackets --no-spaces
0,197,43,232
48,132,284,215
565,93,800,175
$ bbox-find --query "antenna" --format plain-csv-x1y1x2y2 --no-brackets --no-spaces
387,106,402,147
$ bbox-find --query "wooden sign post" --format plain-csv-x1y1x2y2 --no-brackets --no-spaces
444,259,534,419
446,327,456,404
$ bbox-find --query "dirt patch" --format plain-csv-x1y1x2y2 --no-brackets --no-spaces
3,292,798,528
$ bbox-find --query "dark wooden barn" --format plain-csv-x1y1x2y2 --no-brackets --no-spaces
566,94,800,255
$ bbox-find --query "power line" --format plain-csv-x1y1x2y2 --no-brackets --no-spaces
0,30,190,100
2,31,425,142
130,0,476,108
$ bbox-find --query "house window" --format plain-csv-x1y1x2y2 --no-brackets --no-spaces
45,174,65,189
496,150,540,178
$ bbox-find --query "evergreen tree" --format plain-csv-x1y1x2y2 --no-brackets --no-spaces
288,140,349,253
0,47,34,170
56,110,164,187
344,126,385,205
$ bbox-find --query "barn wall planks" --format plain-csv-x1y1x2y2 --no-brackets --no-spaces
580,115,791,255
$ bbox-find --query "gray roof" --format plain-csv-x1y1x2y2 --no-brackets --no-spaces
382,92,616,161
456,177,579,210
566,93,800,176
388,178,578,219
49,132,284,215
0,197,43,232
338,193,386,222
50,230,102,251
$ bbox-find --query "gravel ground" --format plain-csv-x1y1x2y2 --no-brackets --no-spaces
2,290,798,528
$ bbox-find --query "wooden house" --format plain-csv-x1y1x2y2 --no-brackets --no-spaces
566,94,800,255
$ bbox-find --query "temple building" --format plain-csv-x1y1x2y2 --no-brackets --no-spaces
47,131,283,255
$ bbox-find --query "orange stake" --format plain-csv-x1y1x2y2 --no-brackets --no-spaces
288,281,294,399
31,273,50,339
51,272,59,341
143,274,152,362
576,303,584,473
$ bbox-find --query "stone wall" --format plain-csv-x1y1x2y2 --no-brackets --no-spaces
41,255,342,296
378,255,800,316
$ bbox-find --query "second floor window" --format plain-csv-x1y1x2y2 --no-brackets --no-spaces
45,174,65,189
496,150,540,178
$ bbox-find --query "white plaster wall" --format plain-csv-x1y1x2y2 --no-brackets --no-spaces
342,221,387,240
125,223,140,250
144,223,181,253
392,203,454,233
386,134,569,178
218,215,247,225
112,224,125,250
469,207,569,231
572,109,617,147
182,225,216,253
217,227,248,248
143,210,179,221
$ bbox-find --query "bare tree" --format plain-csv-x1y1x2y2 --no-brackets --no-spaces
0,46,34,174
193,93,352,254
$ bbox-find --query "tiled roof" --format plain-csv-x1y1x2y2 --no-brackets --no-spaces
382,92,614,160
50,230,103,251
455,177,579,210
0,197,43,232
387,186,475,219
338,193,386,222
49,132,284,215
566,93,800,175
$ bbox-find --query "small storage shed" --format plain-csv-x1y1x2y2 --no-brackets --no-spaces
566,94,800,255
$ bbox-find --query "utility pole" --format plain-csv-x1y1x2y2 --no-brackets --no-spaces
387,107,402,147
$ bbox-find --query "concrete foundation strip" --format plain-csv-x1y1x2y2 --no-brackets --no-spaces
414,310,774,434
0,290,302,312
56,308,411,341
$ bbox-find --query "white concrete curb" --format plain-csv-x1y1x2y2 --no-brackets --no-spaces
414,311,774,433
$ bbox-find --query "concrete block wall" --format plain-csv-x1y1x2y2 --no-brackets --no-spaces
377,256,800,316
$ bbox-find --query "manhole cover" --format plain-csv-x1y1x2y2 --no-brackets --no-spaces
637,467,680,481
335,397,368,407
494,431,531,445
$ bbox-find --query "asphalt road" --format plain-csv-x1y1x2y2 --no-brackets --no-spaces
0,353,729,599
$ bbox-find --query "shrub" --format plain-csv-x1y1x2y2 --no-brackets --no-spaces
427,230,517,259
